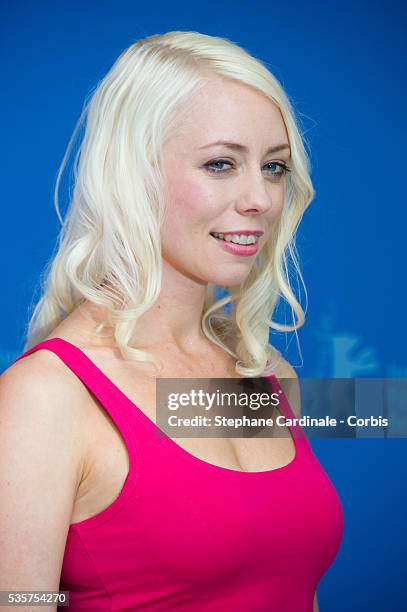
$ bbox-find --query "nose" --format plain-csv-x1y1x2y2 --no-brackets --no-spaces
235,170,274,216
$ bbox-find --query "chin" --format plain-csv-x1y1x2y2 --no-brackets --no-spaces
206,270,251,288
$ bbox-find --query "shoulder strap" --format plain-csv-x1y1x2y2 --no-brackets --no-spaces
263,374,308,440
12,337,161,449
13,339,308,445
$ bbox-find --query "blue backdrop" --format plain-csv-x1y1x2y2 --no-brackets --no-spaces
1,1,406,609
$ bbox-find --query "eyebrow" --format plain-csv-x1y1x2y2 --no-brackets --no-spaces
198,140,291,156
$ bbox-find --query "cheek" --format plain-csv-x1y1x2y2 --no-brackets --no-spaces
160,180,215,264
164,176,220,232
269,187,286,220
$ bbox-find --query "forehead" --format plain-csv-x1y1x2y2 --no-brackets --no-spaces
167,77,288,149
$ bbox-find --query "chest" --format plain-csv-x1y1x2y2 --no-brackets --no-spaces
71,357,296,524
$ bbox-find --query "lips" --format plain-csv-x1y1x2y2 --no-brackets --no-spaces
209,232,260,257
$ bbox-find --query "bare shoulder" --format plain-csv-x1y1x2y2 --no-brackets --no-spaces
270,351,302,419
0,349,91,472
1,348,92,424
272,353,298,380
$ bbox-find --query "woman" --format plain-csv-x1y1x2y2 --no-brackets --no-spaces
0,31,343,611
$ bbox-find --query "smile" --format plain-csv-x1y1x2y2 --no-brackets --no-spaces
209,232,259,245
209,232,260,257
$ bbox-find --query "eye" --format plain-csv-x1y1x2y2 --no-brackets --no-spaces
204,159,291,178
263,162,291,178
204,159,233,173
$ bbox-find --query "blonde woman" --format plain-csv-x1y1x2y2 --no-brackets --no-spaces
0,31,343,611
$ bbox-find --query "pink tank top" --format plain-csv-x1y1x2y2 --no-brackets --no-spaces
14,338,344,611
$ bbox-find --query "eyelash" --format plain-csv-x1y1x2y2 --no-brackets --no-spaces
204,159,291,179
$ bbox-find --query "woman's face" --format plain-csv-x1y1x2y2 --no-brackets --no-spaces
160,77,291,287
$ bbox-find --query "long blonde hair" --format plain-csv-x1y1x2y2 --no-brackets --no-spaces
24,30,315,377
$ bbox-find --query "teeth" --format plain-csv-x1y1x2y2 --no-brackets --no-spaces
212,232,258,245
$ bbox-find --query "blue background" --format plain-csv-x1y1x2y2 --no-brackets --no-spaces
1,1,406,609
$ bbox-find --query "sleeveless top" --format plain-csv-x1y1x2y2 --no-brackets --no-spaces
13,338,344,611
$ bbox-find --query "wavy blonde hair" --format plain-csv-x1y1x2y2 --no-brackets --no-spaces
24,30,315,377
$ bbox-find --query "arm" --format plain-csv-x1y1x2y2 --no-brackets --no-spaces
313,591,319,611
0,353,88,611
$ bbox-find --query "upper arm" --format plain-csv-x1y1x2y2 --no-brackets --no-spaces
0,352,88,605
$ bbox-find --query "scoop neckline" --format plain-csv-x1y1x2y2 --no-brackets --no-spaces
154,418,303,479
29,336,305,480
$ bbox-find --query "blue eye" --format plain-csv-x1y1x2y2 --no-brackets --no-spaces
204,159,291,178
263,162,291,175
205,160,232,172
